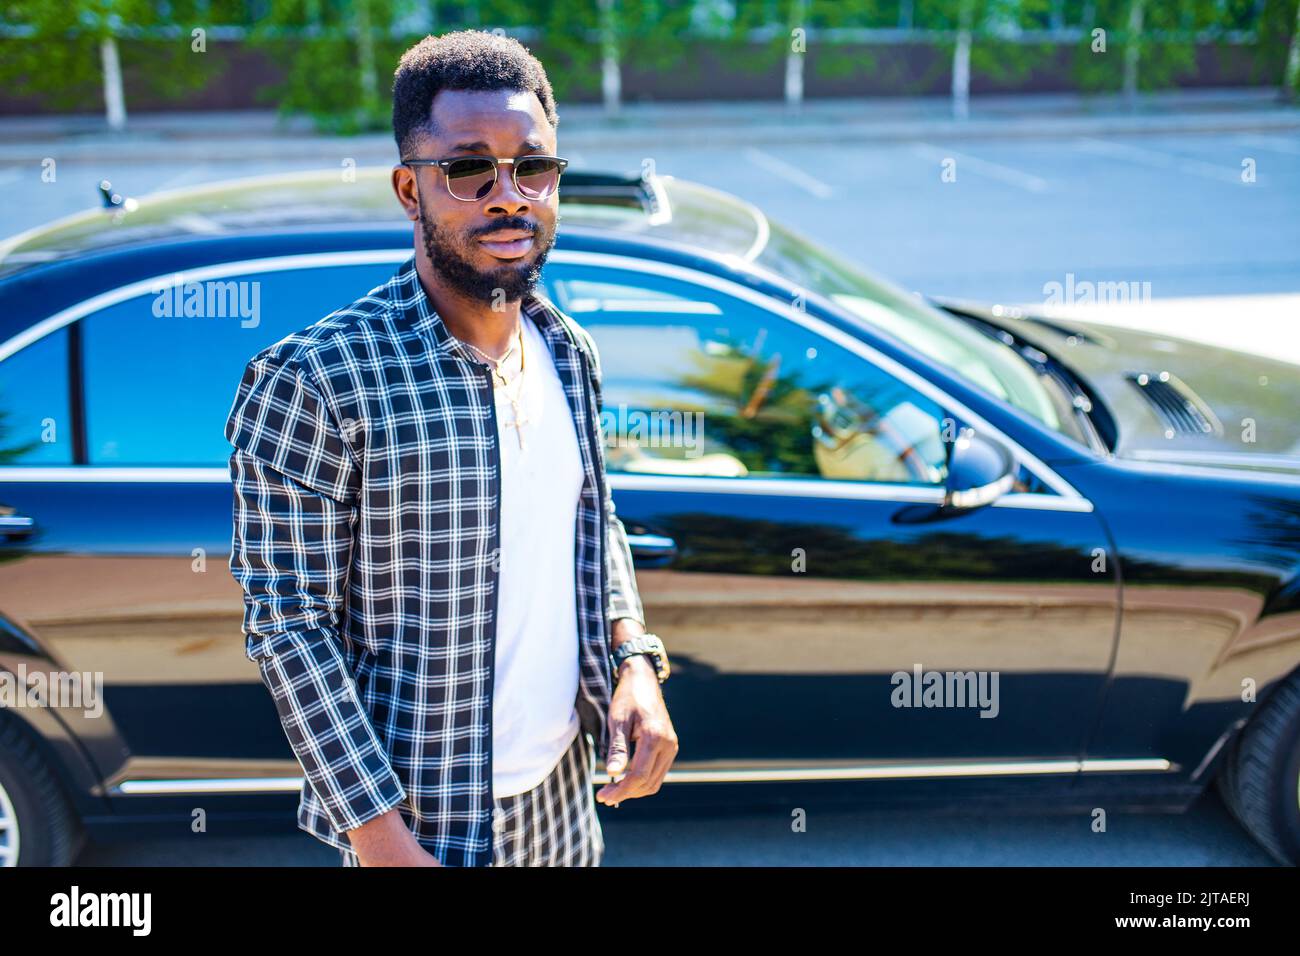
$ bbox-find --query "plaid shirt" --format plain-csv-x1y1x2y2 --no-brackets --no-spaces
225,254,644,867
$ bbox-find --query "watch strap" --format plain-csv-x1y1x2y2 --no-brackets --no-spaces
611,634,670,683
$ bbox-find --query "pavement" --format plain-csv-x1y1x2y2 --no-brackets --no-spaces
2,91,1297,359
1,87,1297,162
74,788,1280,866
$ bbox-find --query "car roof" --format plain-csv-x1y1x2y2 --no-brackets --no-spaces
0,167,767,281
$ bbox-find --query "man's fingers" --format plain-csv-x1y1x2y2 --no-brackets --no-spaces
600,725,673,802
642,735,677,794
598,758,645,804
597,720,631,804
635,730,677,796
617,722,662,792
608,750,654,801
605,722,630,777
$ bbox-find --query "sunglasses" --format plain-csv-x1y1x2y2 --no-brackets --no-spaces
400,154,569,202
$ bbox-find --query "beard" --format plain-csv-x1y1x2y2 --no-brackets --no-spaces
416,195,557,305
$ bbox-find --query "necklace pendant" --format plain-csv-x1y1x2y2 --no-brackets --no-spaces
511,411,529,450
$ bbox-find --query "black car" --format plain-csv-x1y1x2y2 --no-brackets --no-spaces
0,168,1298,865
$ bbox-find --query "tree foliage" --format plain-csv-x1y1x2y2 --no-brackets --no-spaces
1,0,1295,126
0,0,215,110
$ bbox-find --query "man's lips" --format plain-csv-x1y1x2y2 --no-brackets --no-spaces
478,231,535,260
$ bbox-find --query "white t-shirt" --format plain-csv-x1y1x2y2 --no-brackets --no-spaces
489,312,585,797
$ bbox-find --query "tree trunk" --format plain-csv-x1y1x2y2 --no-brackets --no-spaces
785,0,806,112
952,0,974,121
599,0,621,116
99,35,126,131
1122,0,1145,108
356,0,378,119
1284,0,1300,102
784,46,804,111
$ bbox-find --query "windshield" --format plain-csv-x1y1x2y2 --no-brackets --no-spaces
754,217,1067,434
651,179,1075,440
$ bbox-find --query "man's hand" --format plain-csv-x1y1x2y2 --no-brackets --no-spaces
597,623,679,807
346,808,443,866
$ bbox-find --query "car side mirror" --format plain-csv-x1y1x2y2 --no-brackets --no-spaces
943,428,1016,511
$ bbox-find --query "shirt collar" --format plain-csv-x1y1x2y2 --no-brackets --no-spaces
389,253,576,364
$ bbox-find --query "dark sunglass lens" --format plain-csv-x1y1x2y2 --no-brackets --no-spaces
515,158,561,198
446,158,497,200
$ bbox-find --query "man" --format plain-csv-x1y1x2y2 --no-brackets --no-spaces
225,29,678,867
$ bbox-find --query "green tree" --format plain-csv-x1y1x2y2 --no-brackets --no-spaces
1071,0,1234,98
250,1,698,128
252,0,413,133
530,0,698,114
0,408,41,464
1274,0,1300,100
911,0,1055,119
718,0,892,110
0,0,215,129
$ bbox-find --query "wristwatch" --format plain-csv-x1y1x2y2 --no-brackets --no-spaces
611,633,670,684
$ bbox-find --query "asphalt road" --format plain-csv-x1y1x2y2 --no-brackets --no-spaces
74,788,1279,866
9,123,1297,867
577,132,1300,305
5,129,1297,304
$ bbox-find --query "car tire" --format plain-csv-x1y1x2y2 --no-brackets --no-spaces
1217,668,1300,866
0,717,84,866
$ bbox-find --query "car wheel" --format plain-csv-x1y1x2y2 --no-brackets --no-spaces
0,717,83,866
1217,668,1300,866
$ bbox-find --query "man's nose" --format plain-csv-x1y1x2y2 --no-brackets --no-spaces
485,161,531,213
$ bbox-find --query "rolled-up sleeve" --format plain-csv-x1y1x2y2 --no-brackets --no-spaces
226,354,406,834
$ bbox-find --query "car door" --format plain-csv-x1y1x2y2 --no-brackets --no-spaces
544,253,1122,778
0,251,405,803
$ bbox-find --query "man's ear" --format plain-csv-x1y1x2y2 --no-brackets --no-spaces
391,165,421,223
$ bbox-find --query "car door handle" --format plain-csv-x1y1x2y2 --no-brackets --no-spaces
0,512,36,538
626,533,677,562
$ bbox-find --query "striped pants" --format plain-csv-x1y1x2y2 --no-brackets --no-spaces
339,728,604,867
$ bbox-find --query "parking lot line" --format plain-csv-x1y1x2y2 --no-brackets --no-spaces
1234,135,1300,157
1075,137,1246,185
742,147,834,199
910,143,1049,193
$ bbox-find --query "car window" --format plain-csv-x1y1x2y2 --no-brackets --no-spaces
80,262,397,466
752,215,1077,437
547,266,949,486
0,327,72,465
643,179,1079,442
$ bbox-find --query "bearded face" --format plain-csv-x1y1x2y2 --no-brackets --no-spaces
417,189,558,305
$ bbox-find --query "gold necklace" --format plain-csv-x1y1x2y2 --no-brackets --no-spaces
462,326,529,450
461,325,522,385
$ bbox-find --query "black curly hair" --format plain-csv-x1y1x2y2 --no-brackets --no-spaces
392,30,559,159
